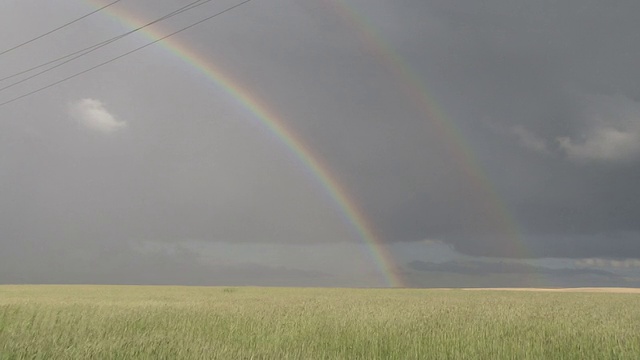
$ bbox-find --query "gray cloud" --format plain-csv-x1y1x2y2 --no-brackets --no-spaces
403,258,640,288
557,94,640,162
0,238,340,286
2,0,640,286
511,125,550,155
407,260,616,278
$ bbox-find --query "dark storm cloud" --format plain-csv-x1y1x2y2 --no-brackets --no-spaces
2,0,640,287
196,0,640,258
242,0,640,258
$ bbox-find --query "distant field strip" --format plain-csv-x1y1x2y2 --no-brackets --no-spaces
462,287,640,293
1,286,640,359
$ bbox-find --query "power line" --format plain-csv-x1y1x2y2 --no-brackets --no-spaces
0,0,214,92
0,0,254,108
0,0,123,57
0,0,213,84
0,36,125,84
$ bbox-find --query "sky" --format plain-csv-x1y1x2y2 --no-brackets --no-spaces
1,0,640,287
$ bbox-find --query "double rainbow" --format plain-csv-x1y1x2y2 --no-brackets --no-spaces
86,0,527,287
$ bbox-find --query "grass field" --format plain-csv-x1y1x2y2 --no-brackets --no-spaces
1,285,639,359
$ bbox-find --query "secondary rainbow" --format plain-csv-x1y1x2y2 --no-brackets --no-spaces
86,0,404,287
327,1,531,264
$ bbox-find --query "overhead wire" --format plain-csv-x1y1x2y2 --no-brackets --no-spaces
0,0,211,84
0,0,214,91
0,0,254,108
0,0,123,57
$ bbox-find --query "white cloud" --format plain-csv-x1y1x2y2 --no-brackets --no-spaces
511,125,550,154
558,94,640,163
575,258,640,269
558,127,640,162
70,98,127,134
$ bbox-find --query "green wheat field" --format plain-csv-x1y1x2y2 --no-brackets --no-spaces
1,285,639,359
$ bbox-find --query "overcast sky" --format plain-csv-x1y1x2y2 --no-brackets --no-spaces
1,0,640,287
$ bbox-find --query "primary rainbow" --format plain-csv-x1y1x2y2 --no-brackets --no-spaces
86,0,404,287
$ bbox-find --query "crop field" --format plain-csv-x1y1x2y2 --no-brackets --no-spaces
1,286,639,359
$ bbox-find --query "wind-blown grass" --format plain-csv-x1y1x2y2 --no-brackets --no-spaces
1,285,639,359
